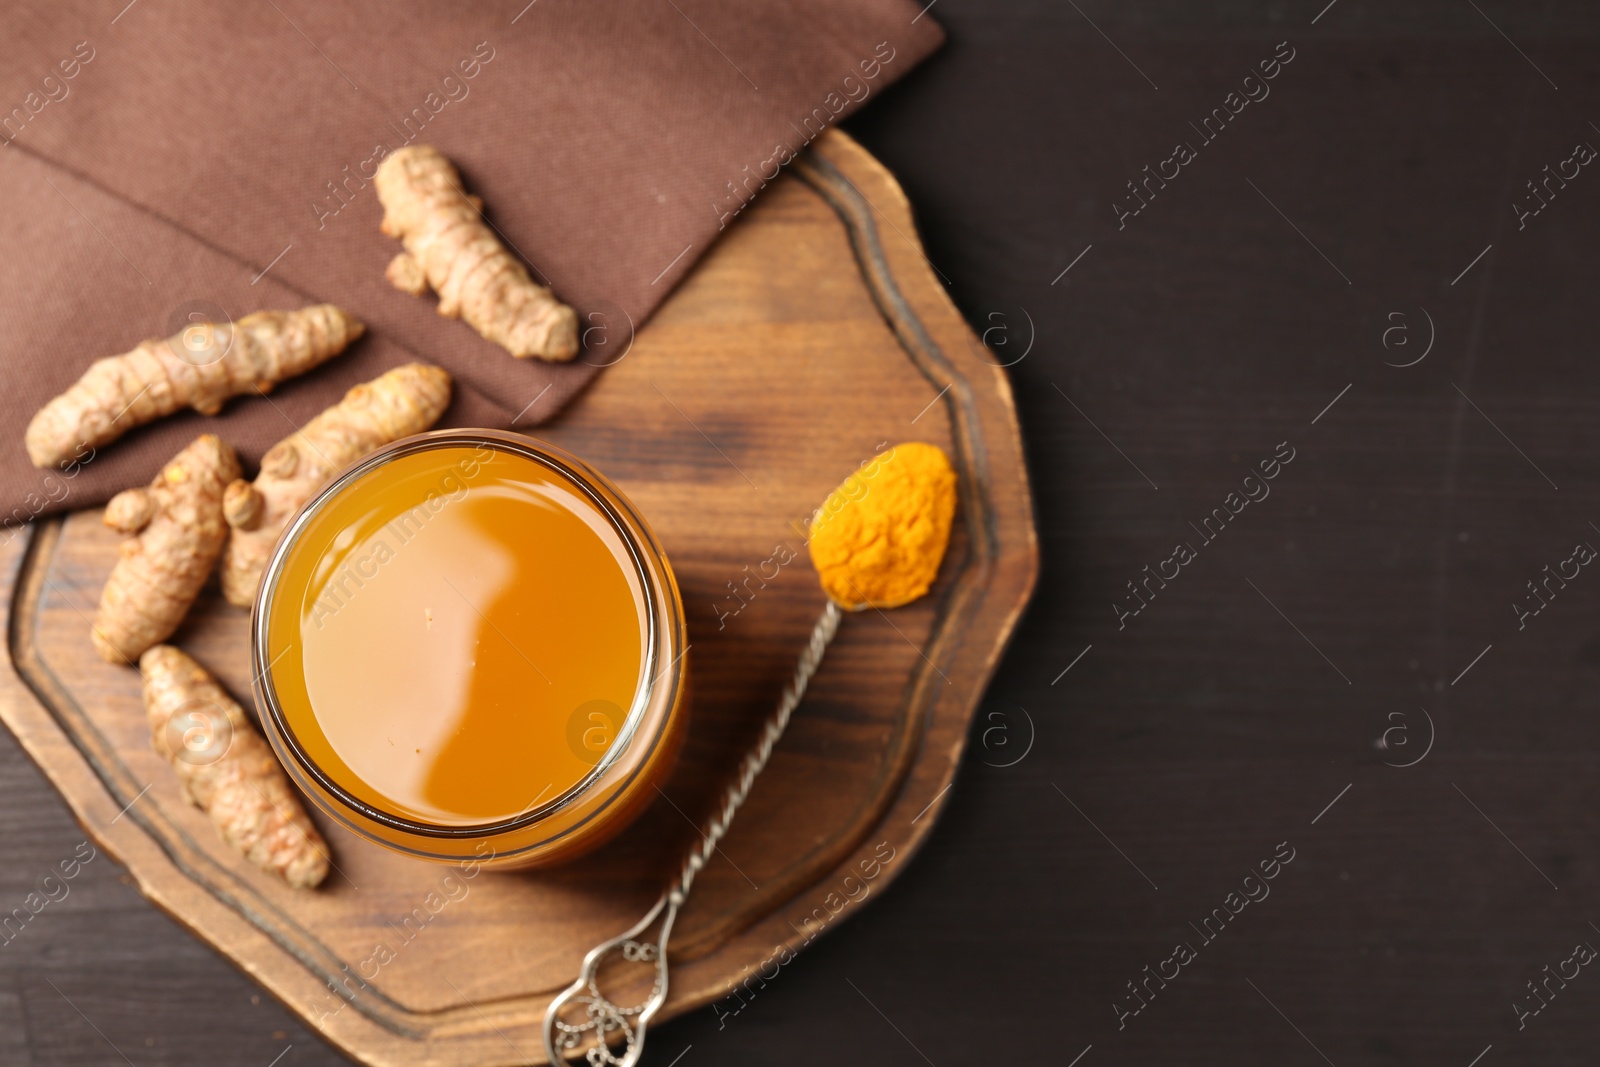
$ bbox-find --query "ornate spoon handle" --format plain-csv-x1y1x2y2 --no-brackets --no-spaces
543,600,843,1066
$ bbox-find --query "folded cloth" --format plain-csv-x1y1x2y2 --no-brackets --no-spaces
0,0,942,524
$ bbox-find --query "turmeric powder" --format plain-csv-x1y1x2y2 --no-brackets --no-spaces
375,145,579,361
25,305,364,469
141,645,330,888
92,434,239,664
808,442,958,610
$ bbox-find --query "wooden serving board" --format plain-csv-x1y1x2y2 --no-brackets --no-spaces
0,130,1037,1066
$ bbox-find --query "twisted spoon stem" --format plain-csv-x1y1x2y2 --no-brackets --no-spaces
672,600,841,903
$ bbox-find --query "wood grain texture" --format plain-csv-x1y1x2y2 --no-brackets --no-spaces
0,129,1037,1067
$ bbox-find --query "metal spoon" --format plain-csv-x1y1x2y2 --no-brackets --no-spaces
543,601,842,1066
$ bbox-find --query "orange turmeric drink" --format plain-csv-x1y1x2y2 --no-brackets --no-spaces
251,430,687,869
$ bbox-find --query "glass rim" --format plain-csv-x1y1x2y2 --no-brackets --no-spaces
250,428,676,840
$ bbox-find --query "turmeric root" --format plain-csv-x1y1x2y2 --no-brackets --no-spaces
92,434,239,664
140,645,330,888
220,363,452,606
375,145,579,361
25,305,365,469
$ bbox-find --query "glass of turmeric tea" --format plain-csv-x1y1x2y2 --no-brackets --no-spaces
251,429,688,870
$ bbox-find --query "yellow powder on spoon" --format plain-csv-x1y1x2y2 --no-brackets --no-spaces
808,441,957,610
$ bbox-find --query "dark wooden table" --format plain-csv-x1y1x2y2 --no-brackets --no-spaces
6,2,1600,1064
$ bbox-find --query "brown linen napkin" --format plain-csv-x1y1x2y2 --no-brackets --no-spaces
0,0,942,525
